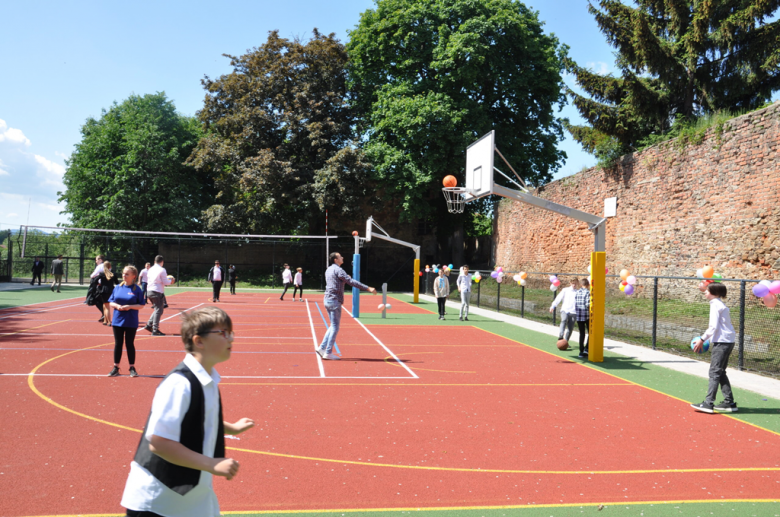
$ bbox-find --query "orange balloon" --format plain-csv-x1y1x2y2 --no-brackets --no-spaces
620,269,629,280
764,294,778,308
442,175,458,188
520,272,528,280
702,266,714,278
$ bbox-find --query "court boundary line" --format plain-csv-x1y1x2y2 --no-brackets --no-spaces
0,294,85,312
305,300,325,377
343,306,418,379
0,301,86,321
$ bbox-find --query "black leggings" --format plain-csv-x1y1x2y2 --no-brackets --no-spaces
437,297,447,316
229,281,236,294
294,284,303,298
113,326,137,365
212,280,223,300
577,320,589,354
281,282,291,298
94,298,104,316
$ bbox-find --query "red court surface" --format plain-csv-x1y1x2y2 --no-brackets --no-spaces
1,292,779,516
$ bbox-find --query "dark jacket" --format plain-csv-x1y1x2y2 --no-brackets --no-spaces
32,261,44,274
51,259,64,275
207,266,225,283
228,267,237,283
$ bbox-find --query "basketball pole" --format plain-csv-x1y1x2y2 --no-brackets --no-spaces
352,235,361,318
413,258,420,303
589,251,606,362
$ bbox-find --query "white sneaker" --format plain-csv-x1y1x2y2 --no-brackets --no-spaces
322,352,341,360
315,348,326,358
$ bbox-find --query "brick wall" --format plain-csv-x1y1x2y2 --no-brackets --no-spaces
495,101,780,280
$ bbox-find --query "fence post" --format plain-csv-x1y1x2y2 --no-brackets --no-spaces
79,239,85,285
477,275,481,307
8,238,13,280
652,276,658,350
521,285,525,318
177,239,181,286
272,242,276,289
738,281,746,371
496,280,501,312
552,288,557,326
44,243,49,283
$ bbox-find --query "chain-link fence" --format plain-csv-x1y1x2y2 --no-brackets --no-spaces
4,231,422,293
424,270,780,377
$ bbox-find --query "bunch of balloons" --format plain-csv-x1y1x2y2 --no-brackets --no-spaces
752,280,780,308
471,271,482,283
695,265,722,292
425,265,430,273
513,271,528,286
549,275,560,291
619,269,637,295
490,267,506,283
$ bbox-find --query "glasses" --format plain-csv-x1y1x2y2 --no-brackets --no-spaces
198,329,234,339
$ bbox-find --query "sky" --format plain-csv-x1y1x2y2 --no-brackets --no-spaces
0,0,634,230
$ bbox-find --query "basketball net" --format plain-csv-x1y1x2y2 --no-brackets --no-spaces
442,187,468,214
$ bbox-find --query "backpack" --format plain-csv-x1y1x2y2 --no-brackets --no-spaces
86,276,101,306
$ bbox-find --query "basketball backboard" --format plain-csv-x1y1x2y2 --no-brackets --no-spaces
465,130,495,200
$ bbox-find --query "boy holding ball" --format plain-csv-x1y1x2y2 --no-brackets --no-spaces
121,306,254,516
691,283,738,414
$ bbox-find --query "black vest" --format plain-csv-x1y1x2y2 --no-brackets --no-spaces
134,361,225,495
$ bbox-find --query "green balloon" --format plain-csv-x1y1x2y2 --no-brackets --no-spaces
712,273,722,279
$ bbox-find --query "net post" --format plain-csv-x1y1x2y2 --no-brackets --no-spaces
413,258,420,303
652,277,658,350
382,283,387,319
589,252,606,362
352,253,361,318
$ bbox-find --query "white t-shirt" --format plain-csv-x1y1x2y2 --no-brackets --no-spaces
282,269,293,284
121,354,221,517
551,286,577,314
139,268,149,283
701,297,736,343
147,264,172,294
294,272,302,286
90,263,104,279
212,267,222,282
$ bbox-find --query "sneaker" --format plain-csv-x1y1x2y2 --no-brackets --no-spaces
50,285,54,292
129,366,139,377
143,325,152,333
322,352,341,360
459,317,463,321
56,290,61,293
714,402,738,413
108,366,120,377
691,402,714,414
464,317,469,321
578,353,587,358
163,305,169,308
98,316,105,322
152,331,166,336
315,348,326,358
280,296,284,301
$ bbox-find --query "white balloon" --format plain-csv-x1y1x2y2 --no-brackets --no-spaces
550,284,557,291
696,268,704,279
385,304,392,310
520,279,526,286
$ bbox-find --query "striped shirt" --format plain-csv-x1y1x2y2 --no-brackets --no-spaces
575,287,590,321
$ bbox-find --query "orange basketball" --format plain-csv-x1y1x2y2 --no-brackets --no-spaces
556,339,569,351
352,231,358,236
442,175,457,188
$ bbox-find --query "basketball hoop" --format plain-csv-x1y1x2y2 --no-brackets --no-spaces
442,187,468,214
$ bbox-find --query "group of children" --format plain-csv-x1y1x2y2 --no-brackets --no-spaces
280,263,304,301
432,265,472,321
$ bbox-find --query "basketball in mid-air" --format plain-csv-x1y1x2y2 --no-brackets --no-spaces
442,175,457,188
352,231,358,236
556,339,569,351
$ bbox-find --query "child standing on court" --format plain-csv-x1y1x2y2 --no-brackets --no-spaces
433,268,450,320
691,282,738,414
457,265,471,321
575,278,590,358
121,306,254,517
280,264,293,301
293,267,303,302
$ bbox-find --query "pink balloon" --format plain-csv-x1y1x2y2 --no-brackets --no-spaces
764,293,778,308
770,281,780,295
605,268,609,274
497,267,503,273
698,282,707,292
553,280,561,287
497,276,503,284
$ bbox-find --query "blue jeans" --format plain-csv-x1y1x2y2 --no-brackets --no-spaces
319,299,342,353
141,282,148,302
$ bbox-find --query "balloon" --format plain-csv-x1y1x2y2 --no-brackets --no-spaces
702,266,714,278
605,268,609,274
553,280,560,287
698,282,707,292
705,279,714,284
520,272,527,280
764,294,778,308
475,272,481,278
385,304,392,310
712,273,723,279
626,275,637,285
587,275,592,284
513,274,520,281
419,271,423,276
377,304,386,310
425,268,430,273
474,277,481,283
587,265,592,273
497,276,503,283
752,284,770,298
433,268,439,273
624,284,634,295
520,279,526,286
472,274,477,280
490,271,499,279
549,284,557,291
769,281,780,295
497,267,503,273
760,280,773,287
621,280,627,286
620,269,629,280
498,272,505,278
448,264,454,269
695,268,704,279
619,283,626,292
549,275,557,283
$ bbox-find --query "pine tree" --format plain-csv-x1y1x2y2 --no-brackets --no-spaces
566,0,780,156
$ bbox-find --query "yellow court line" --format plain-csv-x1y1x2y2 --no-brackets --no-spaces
16,498,780,517
25,341,780,476
264,297,270,303
473,326,780,438
3,319,71,337
383,352,476,374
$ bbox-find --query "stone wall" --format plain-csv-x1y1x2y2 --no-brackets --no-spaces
495,102,780,281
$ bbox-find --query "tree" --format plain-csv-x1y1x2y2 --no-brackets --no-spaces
188,30,371,235
348,0,568,232
59,93,208,232
565,0,780,157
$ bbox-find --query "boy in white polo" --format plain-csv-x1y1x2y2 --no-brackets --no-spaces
121,306,254,517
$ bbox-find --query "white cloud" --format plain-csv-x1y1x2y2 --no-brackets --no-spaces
6,213,18,218
586,61,612,75
0,119,31,147
0,158,8,176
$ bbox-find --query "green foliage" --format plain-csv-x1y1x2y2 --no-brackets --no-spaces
565,1,780,152
594,135,626,169
464,211,493,237
59,93,208,232
188,30,371,235
348,0,568,222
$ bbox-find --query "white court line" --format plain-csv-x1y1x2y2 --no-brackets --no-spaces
342,306,419,379
158,303,205,322
0,333,313,339
0,294,85,313
0,301,86,321
305,300,326,377
0,373,412,379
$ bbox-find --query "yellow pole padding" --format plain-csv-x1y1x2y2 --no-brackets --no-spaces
413,258,420,303
589,251,606,363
